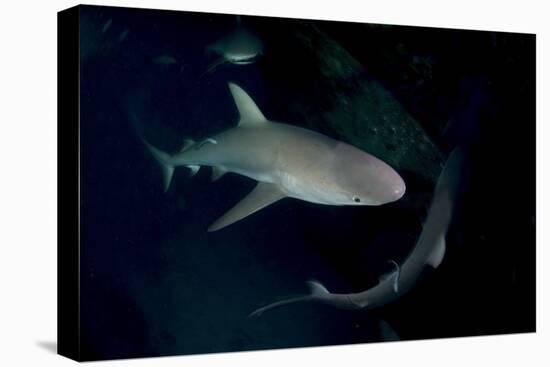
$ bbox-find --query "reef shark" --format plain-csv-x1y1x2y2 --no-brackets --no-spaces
205,16,264,74
143,82,406,232
249,148,464,316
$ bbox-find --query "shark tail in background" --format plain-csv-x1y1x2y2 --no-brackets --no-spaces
202,57,228,77
249,147,467,318
248,281,328,318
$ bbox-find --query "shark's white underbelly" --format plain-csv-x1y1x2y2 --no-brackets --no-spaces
276,170,334,205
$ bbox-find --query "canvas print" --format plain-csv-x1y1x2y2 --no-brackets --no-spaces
58,4,535,361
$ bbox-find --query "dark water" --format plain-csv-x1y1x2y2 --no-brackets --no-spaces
78,5,535,361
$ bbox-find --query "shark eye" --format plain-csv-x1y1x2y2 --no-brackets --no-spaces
353,196,361,203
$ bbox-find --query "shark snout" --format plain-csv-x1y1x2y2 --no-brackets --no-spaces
376,170,406,204
391,175,406,201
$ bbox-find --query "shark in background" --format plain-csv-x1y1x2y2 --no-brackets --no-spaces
204,16,264,74
141,82,406,232
249,147,465,317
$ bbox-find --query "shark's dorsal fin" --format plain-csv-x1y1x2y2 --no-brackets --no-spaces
208,182,285,231
228,82,267,127
426,234,446,268
379,260,401,293
306,280,329,295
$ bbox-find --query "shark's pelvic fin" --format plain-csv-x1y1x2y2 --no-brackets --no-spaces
211,166,227,181
179,139,201,177
187,165,200,177
426,234,446,268
208,182,286,231
228,82,267,127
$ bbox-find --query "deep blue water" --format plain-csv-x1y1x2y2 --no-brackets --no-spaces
77,5,535,361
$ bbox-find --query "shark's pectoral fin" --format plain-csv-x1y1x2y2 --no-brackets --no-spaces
186,165,200,177
207,182,286,232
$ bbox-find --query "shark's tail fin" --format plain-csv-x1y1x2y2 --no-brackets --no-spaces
248,280,329,318
142,137,200,192
126,108,174,192
201,57,227,77
142,139,175,192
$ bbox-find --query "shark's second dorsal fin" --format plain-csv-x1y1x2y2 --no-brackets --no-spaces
228,82,267,127
180,139,195,152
